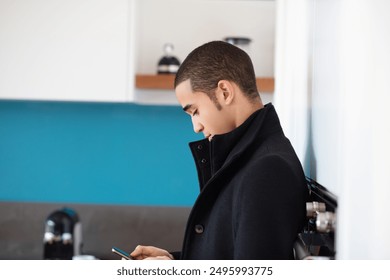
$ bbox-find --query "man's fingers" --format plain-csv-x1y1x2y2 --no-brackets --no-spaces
144,255,172,260
130,245,173,260
130,245,146,259
130,245,159,258
132,245,156,256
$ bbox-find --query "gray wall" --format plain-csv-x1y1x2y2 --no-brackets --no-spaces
0,202,190,260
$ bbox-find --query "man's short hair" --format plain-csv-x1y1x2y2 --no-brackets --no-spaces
174,41,259,102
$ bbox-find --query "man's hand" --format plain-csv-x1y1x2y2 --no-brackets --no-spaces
130,245,174,260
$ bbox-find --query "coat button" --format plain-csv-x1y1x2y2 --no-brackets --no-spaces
195,224,204,234
201,158,207,163
197,144,203,150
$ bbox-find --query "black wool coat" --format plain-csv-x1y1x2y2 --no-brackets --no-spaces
177,103,309,260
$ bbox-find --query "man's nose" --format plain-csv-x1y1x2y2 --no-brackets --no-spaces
192,118,203,133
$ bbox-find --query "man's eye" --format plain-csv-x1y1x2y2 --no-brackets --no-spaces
192,109,198,116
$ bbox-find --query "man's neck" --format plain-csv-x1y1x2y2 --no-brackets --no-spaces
233,98,264,128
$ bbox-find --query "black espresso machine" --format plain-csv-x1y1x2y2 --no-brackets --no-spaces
43,207,82,259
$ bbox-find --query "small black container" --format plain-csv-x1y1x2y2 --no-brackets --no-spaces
157,43,180,74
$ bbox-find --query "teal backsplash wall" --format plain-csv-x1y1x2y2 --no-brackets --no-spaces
0,101,201,206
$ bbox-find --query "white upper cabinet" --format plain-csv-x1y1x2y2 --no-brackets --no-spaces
0,0,131,102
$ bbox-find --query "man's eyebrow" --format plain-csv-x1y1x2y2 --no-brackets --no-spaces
182,104,192,112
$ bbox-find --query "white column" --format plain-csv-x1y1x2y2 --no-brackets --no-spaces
274,0,311,170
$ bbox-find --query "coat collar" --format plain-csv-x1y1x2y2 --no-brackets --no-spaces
189,103,283,190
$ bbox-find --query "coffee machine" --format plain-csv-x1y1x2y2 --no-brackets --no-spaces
294,178,337,259
43,207,82,259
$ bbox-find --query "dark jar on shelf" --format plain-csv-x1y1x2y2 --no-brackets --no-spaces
157,43,180,74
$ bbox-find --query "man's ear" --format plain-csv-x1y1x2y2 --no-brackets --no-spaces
217,80,234,105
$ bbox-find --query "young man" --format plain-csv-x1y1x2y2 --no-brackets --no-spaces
131,41,309,260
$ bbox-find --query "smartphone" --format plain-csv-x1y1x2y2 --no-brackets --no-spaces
112,247,134,260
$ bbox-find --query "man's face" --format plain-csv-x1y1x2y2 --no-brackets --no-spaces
175,80,236,141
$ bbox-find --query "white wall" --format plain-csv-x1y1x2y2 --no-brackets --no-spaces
135,0,275,77
311,0,390,259
336,0,390,259
132,0,276,105
275,0,390,259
